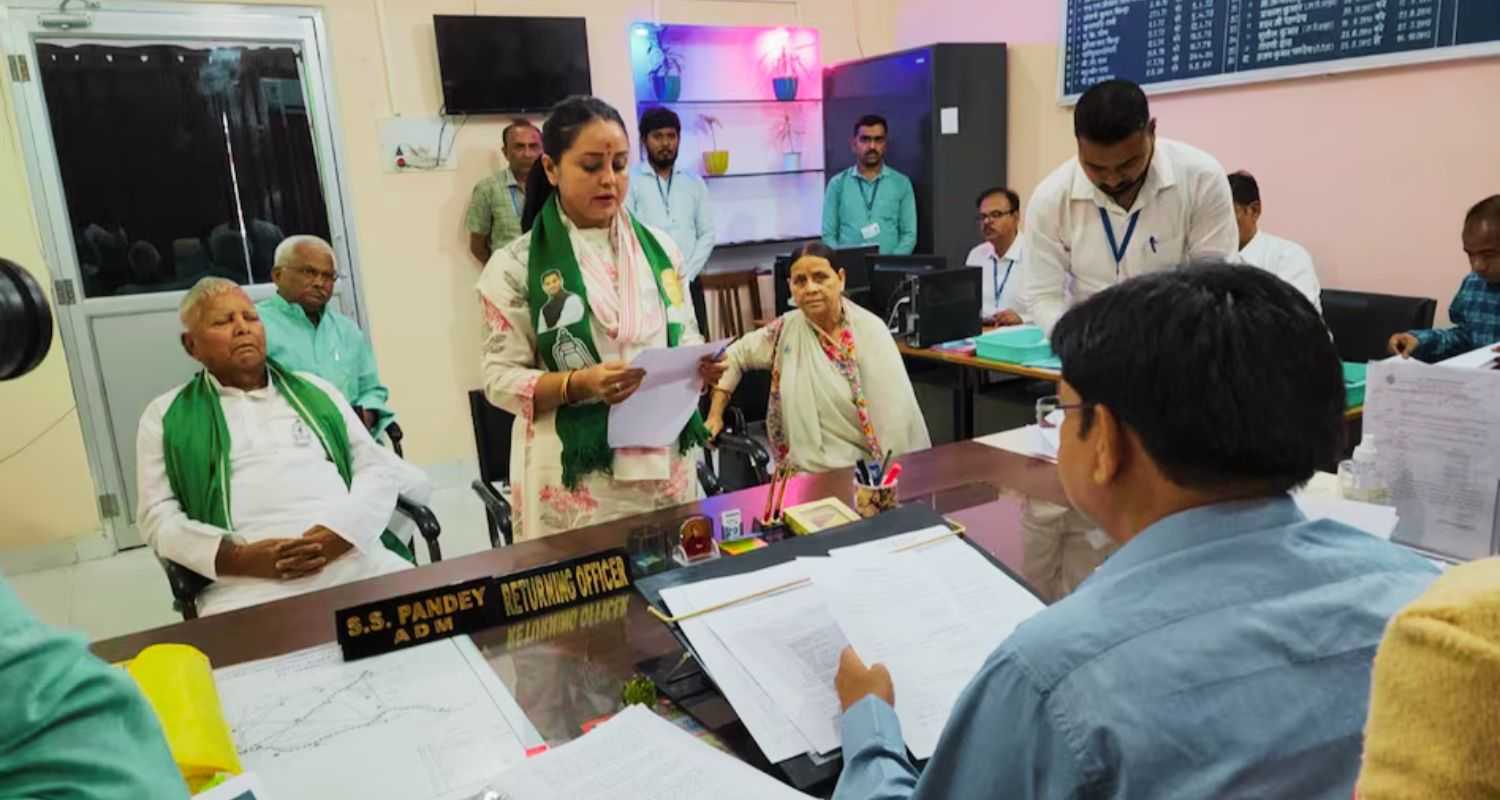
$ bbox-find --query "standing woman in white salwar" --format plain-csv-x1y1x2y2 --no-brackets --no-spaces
706,242,930,472
478,96,726,541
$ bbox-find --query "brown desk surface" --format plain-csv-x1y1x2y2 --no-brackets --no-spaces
92,441,1066,752
896,341,1366,421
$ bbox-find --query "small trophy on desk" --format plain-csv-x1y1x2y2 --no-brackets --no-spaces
672,514,720,566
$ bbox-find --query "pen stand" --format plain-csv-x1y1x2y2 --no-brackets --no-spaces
854,479,899,519
752,516,792,544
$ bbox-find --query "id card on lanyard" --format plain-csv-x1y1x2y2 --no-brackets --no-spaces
1099,207,1141,280
508,185,524,219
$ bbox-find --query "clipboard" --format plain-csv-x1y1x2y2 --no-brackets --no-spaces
634,502,1043,791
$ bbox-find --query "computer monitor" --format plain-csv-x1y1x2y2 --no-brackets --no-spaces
832,246,878,290
913,268,981,347
869,255,946,320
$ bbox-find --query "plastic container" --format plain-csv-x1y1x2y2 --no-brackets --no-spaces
1343,361,1368,409
1338,434,1391,505
976,325,1054,364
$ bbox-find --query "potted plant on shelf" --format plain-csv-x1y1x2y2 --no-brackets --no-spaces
696,115,729,176
647,26,683,102
772,111,803,172
760,37,812,101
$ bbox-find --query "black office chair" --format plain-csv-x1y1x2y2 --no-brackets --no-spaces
1321,289,1438,363
161,497,443,620
699,407,773,496
469,390,516,549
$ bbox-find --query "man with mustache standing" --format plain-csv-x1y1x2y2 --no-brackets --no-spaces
823,114,917,256
1022,79,1237,335
625,107,716,330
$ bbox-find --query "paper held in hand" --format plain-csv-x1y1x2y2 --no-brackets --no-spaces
607,338,732,448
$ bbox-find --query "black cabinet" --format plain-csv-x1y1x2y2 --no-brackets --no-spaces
822,43,1008,270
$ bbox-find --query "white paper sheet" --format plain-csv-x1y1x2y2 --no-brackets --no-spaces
973,424,1057,462
704,562,848,755
607,338,732,448
804,536,1044,759
213,637,541,800
484,705,813,799
1436,343,1500,369
660,569,818,763
1365,359,1500,561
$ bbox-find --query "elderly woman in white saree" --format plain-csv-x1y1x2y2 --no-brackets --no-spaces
479,97,724,541
707,243,930,472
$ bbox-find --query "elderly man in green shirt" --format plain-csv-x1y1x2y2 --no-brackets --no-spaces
0,578,188,797
258,235,397,440
466,119,543,266
822,114,917,255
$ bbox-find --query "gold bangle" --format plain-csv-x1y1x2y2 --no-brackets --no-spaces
560,371,574,406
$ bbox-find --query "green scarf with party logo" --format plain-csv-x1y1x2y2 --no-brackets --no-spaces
527,195,709,488
161,359,414,567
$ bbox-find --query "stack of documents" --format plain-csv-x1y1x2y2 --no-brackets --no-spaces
659,526,1044,763
484,705,813,799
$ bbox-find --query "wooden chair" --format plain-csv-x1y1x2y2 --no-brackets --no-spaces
700,268,765,339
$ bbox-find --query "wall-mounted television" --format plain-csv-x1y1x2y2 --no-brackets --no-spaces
434,15,591,114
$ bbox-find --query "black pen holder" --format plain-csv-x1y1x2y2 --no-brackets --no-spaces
753,516,792,543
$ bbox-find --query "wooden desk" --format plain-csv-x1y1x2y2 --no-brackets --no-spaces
898,341,1365,441
92,441,1066,762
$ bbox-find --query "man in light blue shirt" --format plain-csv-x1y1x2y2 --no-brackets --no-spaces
823,114,917,255
832,262,1439,800
624,107,715,329
258,235,396,439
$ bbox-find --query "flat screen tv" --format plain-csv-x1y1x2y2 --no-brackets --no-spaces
434,15,591,114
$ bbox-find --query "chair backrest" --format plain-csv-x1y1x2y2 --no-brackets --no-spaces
701,268,764,340
1321,289,1438,363
468,389,515,486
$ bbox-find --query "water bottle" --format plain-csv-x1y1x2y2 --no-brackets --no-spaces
1339,435,1391,505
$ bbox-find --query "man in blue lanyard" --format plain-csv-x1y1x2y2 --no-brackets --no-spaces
965,186,1026,327
822,114,917,255
466,119,542,266
624,107,716,330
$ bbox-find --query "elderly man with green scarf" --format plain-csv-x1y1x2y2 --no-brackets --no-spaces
136,277,429,615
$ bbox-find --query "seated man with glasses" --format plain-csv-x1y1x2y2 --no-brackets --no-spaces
257,235,397,439
964,186,1027,327
831,262,1439,800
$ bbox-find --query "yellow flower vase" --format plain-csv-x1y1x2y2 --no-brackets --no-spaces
702,150,730,176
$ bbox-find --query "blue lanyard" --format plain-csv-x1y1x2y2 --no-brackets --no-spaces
655,172,674,216
507,185,523,218
854,171,882,213
1099,207,1141,276
991,255,1014,307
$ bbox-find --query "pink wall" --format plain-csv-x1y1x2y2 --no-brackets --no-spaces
889,0,1500,320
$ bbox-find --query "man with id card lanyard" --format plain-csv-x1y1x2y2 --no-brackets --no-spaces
624,107,716,331
965,186,1027,327
822,114,917,255
467,119,543,266
1022,79,1238,335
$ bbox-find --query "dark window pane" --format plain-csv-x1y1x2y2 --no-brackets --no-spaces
36,42,330,298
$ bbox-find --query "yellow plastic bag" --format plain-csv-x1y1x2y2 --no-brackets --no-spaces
123,643,242,793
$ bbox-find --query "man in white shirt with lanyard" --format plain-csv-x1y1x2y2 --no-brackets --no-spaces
624,106,716,331
1230,170,1323,313
964,186,1026,327
1023,79,1238,335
